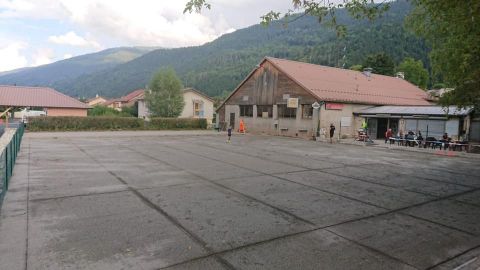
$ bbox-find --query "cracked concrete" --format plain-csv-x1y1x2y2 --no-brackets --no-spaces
1,131,479,270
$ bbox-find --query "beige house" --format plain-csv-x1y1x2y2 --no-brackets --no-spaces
86,94,107,106
138,88,214,124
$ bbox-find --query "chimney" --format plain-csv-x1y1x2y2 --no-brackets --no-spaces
396,72,405,79
362,67,373,78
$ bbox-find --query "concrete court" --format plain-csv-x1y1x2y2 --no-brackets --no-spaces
1,131,480,270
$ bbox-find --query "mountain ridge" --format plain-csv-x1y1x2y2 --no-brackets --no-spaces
0,0,428,99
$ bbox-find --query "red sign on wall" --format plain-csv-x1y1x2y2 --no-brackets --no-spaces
325,103,344,110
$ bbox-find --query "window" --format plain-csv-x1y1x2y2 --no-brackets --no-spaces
277,104,297,118
194,101,204,117
239,105,253,117
257,105,273,118
302,104,313,119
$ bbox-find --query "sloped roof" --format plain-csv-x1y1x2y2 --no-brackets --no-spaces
121,89,145,102
355,105,473,116
183,88,214,102
0,85,90,109
104,89,145,106
266,57,431,106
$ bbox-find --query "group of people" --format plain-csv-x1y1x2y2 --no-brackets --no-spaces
385,128,454,148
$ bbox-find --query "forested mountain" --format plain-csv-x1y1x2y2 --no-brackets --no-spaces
0,0,428,99
0,47,155,87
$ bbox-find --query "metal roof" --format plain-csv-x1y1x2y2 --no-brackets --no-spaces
0,85,90,109
355,106,473,116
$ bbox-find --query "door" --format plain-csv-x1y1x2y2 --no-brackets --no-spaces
389,119,399,135
377,118,388,138
367,118,378,139
229,113,235,129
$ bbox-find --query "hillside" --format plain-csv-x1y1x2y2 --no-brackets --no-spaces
0,47,155,87
0,0,428,99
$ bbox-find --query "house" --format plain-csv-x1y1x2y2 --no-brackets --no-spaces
354,106,476,141
0,85,90,117
86,94,107,106
217,57,432,139
137,88,214,124
104,89,145,111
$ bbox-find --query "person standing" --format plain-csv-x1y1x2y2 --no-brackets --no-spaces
385,128,393,144
329,123,336,143
227,126,232,143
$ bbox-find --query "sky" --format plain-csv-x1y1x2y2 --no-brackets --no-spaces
0,0,293,72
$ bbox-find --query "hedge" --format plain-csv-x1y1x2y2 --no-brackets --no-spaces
27,116,208,131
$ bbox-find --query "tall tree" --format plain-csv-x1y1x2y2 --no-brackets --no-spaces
145,68,185,117
186,0,479,107
363,53,395,76
397,57,429,89
407,1,480,107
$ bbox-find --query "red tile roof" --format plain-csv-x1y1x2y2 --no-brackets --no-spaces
0,85,90,109
120,89,145,102
266,57,431,106
104,89,145,105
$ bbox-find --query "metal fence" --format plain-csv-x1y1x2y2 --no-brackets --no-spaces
0,124,25,203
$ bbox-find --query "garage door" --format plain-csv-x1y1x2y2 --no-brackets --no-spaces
415,119,446,139
470,121,480,141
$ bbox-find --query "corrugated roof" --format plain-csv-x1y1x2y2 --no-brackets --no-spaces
0,85,90,109
267,57,431,106
355,105,473,116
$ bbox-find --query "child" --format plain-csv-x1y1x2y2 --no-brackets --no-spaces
227,126,232,143
329,123,335,143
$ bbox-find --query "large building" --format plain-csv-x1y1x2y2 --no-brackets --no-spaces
217,57,433,139
138,88,214,124
0,85,90,117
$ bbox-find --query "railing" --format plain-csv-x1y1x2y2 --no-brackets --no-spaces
0,124,25,203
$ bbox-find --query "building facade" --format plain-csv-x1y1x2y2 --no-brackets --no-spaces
0,85,90,117
354,106,475,141
138,88,214,124
217,57,432,139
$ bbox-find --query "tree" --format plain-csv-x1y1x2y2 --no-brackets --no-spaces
362,53,395,76
397,57,429,89
407,1,480,107
185,0,479,107
145,68,185,117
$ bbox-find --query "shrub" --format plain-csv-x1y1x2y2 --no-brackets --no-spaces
148,118,207,130
27,116,207,131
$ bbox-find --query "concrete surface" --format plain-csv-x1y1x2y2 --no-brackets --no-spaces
1,131,480,270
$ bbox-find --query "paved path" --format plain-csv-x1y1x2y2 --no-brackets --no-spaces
1,131,480,270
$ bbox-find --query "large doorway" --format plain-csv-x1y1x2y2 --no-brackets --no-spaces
377,118,388,139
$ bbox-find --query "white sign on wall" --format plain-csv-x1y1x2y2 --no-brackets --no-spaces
242,96,249,101
341,117,351,127
287,98,299,108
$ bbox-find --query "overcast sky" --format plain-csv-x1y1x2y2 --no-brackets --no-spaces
0,0,295,72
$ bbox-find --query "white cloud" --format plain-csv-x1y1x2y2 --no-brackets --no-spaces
31,48,54,66
63,53,73,59
1,0,277,48
48,31,101,48
0,42,28,72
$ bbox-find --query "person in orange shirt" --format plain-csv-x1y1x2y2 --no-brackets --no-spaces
239,119,245,134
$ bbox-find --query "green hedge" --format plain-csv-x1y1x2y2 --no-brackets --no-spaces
27,116,207,131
